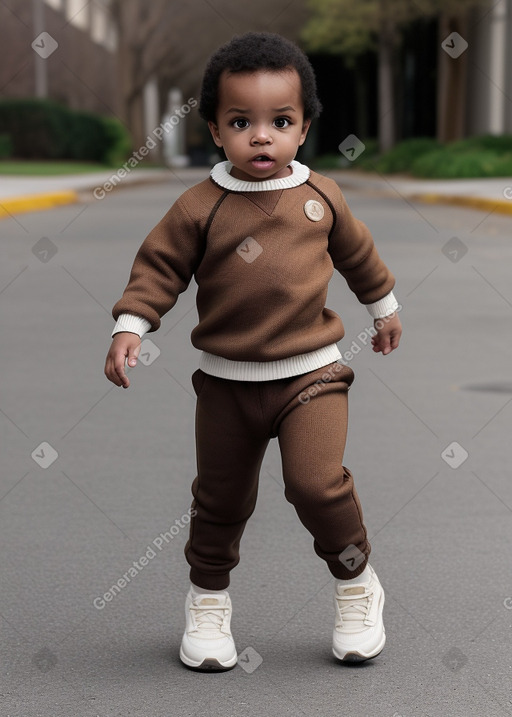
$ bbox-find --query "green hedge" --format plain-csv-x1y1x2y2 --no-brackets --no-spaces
0,98,131,165
409,135,512,178
353,134,512,178
310,139,379,170
358,137,441,173
447,134,512,154
411,148,512,178
0,134,12,159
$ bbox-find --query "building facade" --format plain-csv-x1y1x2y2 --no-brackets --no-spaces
466,0,512,134
0,0,119,115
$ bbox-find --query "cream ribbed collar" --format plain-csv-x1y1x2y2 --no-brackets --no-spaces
210,160,310,192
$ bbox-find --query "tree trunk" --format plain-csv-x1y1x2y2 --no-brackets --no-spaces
437,12,469,142
127,92,146,153
378,1,397,152
113,1,160,153
354,57,369,140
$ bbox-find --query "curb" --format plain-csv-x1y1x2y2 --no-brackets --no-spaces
0,190,79,219
410,192,512,216
0,171,181,220
1,180,512,220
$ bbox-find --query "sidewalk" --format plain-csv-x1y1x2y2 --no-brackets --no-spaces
0,168,195,219
326,168,512,215
1,165,512,218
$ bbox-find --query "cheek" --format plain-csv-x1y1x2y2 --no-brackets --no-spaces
223,134,243,151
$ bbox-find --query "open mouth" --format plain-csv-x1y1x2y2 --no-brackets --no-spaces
251,154,275,167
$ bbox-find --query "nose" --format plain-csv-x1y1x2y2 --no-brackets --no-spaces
250,125,272,145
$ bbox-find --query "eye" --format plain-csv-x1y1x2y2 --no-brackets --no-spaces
232,118,249,129
274,117,291,129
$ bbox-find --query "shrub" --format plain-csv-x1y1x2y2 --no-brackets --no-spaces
101,117,133,166
358,137,441,173
0,99,69,158
311,138,379,170
0,98,132,165
0,134,12,159
447,134,512,154
311,153,344,169
411,149,512,178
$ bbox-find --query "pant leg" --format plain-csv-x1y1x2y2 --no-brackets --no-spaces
274,362,371,580
184,369,270,591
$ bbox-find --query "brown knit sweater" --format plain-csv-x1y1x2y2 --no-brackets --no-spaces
112,161,395,374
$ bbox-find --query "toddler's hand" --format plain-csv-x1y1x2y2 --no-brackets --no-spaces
104,332,141,388
371,313,402,355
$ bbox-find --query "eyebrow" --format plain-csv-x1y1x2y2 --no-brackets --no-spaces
224,105,297,114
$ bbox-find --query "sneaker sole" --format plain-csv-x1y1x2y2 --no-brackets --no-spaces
333,632,386,664
179,647,238,672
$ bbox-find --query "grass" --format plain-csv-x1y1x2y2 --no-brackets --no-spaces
0,160,166,176
0,160,109,175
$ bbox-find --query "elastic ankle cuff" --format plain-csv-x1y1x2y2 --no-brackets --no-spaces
328,557,370,581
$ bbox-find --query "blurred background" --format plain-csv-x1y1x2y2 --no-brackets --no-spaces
1,0,511,178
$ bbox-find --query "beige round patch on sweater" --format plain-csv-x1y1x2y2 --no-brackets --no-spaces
304,199,324,221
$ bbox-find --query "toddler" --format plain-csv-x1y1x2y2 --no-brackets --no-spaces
104,31,402,670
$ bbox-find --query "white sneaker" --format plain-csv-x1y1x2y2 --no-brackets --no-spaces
179,586,237,670
332,564,386,662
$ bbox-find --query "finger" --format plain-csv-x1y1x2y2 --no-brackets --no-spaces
105,356,121,387
127,341,141,368
380,333,392,355
114,353,130,388
390,331,401,349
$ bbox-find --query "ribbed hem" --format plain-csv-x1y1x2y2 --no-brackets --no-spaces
199,344,342,381
111,313,152,338
210,160,310,192
365,291,399,319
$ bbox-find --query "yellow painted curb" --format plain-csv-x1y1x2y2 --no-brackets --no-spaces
0,190,79,219
411,192,512,216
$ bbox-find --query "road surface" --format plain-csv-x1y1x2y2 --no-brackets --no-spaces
1,172,511,716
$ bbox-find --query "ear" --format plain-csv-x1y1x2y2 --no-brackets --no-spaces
298,118,312,146
208,120,223,148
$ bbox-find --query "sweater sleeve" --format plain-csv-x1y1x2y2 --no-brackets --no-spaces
326,183,395,305
112,197,204,333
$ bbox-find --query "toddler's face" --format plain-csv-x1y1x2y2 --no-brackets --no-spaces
208,68,311,182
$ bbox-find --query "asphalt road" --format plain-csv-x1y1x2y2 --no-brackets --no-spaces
1,172,512,717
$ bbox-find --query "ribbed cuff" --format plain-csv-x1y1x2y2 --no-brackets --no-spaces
111,313,152,338
365,291,399,319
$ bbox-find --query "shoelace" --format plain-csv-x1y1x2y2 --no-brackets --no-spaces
190,598,228,633
335,586,373,629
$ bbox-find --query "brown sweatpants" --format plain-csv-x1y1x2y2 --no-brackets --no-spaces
184,361,370,590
